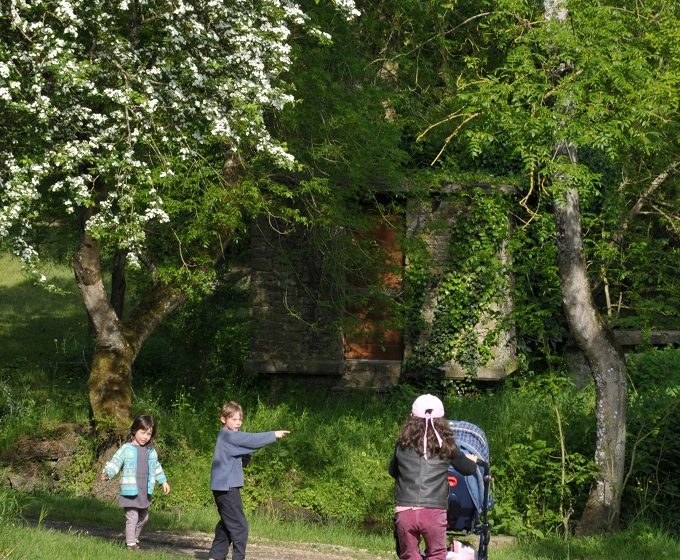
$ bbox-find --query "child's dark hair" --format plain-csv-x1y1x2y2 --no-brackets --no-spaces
396,415,458,459
128,414,156,445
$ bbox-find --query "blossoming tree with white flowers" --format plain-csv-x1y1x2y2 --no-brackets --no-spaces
0,0,359,432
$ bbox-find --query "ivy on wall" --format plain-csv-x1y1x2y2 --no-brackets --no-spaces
404,186,512,376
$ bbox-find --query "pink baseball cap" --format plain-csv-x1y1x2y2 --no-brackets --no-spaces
411,394,445,418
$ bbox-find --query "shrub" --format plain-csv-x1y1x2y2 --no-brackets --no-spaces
58,436,99,496
622,348,680,532
241,396,399,530
482,376,597,537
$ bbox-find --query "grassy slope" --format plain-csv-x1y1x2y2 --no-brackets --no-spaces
0,252,88,370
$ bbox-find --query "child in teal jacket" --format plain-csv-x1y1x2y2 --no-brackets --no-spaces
101,414,170,550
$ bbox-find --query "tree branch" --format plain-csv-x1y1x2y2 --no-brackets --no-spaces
592,161,680,293
611,161,679,247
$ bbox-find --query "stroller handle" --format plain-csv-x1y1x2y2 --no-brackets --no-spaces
475,458,490,476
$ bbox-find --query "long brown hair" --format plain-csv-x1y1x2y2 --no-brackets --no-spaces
396,415,458,459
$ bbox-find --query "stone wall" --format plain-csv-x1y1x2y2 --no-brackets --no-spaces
246,186,518,388
404,186,518,381
245,217,344,380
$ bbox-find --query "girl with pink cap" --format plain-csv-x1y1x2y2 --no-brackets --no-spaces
389,394,478,560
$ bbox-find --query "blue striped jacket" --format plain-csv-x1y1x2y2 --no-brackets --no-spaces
103,442,167,497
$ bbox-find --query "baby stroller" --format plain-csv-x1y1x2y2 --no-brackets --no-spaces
446,420,492,560
393,420,492,560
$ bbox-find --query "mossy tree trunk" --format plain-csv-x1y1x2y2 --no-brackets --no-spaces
72,225,185,435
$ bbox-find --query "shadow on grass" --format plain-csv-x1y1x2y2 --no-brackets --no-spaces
0,275,90,381
22,491,122,527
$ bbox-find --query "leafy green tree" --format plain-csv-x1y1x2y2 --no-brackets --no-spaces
360,0,679,532
0,0,359,432
437,0,679,533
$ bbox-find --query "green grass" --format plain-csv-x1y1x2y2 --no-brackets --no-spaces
0,252,87,369
3,520,680,560
20,491,396,554
22,493,129,531
0,525,178,560
513,527,680,560
16,492,680,560
249,515,394,552
0,253,90,446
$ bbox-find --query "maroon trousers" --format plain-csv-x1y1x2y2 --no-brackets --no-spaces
395,508,448,560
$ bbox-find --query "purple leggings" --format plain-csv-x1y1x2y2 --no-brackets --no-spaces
395,508,448,560
124,507,149,546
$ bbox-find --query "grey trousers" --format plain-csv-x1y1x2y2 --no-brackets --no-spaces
124,507,149,546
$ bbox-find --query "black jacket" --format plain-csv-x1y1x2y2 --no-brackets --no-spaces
388,445,477,509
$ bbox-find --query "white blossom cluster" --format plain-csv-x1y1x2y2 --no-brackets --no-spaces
0,0,359,273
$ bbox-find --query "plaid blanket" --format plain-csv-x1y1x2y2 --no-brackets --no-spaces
449,420,490,463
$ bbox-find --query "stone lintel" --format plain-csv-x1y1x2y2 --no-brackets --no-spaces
244,359,342,376
439,182,517,195
440,357,519,381
337,359,402,390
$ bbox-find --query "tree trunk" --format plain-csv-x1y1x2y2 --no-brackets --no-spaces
544,0,628,534
554,187,628,534
88,342,136,432
72,227,186,434
110,250,127,319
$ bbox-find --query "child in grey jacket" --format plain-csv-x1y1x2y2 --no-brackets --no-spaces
208,401,289,560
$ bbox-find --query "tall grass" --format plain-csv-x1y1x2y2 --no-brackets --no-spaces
0,487,23,527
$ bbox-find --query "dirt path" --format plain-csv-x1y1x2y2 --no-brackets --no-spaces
37,519,515,559
37,520,392,560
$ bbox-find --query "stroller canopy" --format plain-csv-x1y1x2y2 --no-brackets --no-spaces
446,419,492,524
448,420,490,464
